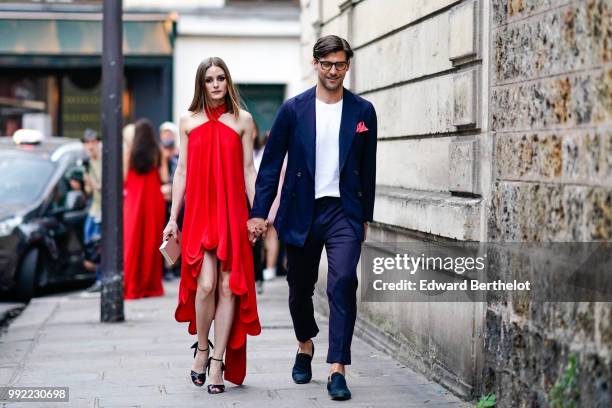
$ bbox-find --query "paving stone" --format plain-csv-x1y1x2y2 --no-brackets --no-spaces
0,279,466,407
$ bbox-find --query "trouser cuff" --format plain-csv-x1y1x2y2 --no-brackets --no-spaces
326,349,351,365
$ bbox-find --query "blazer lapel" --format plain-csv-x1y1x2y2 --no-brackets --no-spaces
339,89,359,172
296,87,316,178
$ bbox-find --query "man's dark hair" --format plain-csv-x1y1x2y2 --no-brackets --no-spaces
313,35,354,60
81,128,100,143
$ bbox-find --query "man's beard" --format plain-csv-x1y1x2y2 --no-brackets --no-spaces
320,75,343,91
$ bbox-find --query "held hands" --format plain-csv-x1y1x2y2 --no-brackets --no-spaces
247,218,269,245
163,219,179,242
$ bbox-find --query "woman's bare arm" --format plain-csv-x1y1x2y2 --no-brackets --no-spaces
241,112,257,208
168,114,190,222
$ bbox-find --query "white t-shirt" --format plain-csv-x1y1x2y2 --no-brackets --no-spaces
315,98,343,199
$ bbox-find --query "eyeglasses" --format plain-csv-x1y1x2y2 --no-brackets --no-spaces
317,59,349,71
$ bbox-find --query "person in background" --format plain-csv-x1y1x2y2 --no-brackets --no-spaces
82,128,103,293
123,123,135,155
252,128,286,292
68,167,85,193
3,118,20,137
65,167,86,210
123,119,168,300
160,121,180,178
252,125,266,293
159,121,181,281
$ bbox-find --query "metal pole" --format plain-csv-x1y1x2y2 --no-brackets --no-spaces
101,0,125,322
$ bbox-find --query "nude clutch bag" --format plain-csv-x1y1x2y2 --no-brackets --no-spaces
159,231,181,266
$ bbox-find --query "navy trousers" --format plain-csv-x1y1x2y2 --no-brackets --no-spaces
286,197,362,365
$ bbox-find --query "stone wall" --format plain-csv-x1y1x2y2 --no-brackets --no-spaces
299,0,611,404
487,0,611,406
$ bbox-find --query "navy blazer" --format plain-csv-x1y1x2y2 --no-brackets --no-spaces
250,86,377,247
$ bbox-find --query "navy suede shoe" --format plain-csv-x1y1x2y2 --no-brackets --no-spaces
291,342,314,384
327,372,351,401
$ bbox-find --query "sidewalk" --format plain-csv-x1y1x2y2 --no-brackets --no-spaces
0,278,469,408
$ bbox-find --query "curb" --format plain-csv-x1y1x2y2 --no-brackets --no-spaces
0,303,26,330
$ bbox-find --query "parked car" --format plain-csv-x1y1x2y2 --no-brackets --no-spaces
0,132,95,300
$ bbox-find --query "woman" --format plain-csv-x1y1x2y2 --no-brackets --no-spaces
163,57,261,394
124,119,168,300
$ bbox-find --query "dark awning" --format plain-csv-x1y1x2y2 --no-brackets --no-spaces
0,18,173,56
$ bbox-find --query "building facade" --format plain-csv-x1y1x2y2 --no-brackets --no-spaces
126,0,301,135
0,0,174,138
170,0,301,134
300,0,611,405
1,0,302,139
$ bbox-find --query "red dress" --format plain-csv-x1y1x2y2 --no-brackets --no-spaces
123,167,166,299
174,104,261,385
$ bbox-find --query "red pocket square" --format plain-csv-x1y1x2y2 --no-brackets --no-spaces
356,121,369,133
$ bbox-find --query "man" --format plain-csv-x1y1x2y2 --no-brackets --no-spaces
248,35,377,400
159,121,180,281
82,128,103,293
159,121,179,182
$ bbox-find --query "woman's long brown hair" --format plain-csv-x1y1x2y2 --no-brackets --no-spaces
130,119,160,174
188,57,242,118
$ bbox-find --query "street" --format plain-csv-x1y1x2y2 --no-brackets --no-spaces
0,279,469,408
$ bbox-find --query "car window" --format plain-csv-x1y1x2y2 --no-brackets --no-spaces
0,154,56,205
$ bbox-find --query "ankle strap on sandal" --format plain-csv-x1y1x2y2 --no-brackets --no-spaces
207,356,225,375
191,339,214,353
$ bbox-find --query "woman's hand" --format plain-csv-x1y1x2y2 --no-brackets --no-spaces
163,220,178,242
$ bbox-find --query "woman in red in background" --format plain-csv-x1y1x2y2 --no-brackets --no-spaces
162,57,261,394
123,119,168,300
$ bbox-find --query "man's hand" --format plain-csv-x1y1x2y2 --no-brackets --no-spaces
247,218,268,244
363,222,369,242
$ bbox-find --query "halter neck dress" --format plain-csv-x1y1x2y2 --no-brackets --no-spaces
174,104,261,385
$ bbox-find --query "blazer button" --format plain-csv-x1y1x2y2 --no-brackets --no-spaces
353,169,359,175
297,171,302,178
357,191,363,197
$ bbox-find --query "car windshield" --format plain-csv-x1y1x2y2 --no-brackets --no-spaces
0,154,56,205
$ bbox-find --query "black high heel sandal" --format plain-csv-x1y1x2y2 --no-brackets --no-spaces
207,356,226,394
190,340,213,387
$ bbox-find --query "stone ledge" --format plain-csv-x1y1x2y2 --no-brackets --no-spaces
374,185,483,241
